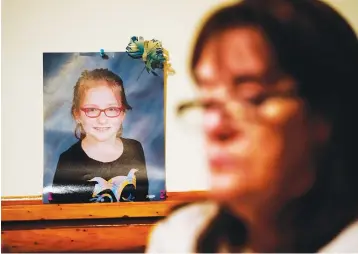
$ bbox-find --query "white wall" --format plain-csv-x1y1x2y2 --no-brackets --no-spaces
2,0,357,196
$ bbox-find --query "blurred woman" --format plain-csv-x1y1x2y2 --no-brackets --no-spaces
147,0,358,252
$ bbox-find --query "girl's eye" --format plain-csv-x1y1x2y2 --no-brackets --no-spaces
87,108,97,112
108,107,119,112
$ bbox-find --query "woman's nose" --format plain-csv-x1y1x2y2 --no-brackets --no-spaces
203,110,223,134
203,108,239,142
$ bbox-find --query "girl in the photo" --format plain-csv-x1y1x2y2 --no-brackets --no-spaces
50,68,149,203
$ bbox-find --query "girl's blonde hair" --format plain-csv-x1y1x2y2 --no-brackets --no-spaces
72,68,132,140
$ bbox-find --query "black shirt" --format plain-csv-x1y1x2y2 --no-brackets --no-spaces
50,138,149,203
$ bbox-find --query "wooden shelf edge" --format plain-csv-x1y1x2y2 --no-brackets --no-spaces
1,191,208,222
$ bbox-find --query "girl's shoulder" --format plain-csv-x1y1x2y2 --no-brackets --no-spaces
59,141,82,160
120,137,142,146
120,137,144,154
146,201,219,253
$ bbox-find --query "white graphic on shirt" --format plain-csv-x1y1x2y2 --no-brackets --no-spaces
88,168,138,202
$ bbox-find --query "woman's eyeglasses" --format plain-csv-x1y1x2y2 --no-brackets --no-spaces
176,89,298,124
80,107,124,118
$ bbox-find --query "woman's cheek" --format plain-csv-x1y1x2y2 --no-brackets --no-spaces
254,98,306,171
258,98,304,127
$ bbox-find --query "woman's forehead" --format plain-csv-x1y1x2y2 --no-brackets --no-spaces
194,27,274,85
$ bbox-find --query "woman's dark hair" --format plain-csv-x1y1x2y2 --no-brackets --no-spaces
191,0,358,252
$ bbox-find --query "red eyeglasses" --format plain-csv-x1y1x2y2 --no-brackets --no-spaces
80,107,124,118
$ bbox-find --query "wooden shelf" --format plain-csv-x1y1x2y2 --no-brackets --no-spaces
1,191,208,253
1,191,207,221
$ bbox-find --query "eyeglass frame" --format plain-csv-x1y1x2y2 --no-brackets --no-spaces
80,107,125,118
176,89,299,123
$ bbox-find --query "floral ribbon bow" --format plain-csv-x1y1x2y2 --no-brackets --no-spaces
126,36,175,79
